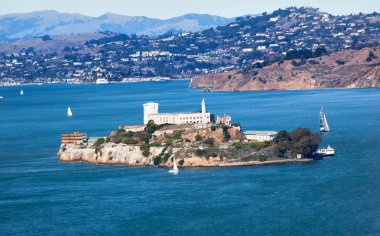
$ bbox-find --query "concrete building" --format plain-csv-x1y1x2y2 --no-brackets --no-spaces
143,99,211,125
216,115,231,126
61,132,87,144
244,131,278,142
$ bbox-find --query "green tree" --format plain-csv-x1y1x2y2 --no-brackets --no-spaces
142,149,150,157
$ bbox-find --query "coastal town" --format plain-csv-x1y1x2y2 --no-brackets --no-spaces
58,99,322,167
1,7,379,86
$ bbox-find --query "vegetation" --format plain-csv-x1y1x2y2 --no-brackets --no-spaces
162,153,171,163
153,156,162,165
195,149,207,157
178,160,185,166
195,134,203,142
144,120,161,134
93,138,105,148
274,128,321,158
232,141,271,150
142,149,150,157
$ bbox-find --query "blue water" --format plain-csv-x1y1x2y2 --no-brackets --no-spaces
1,81,380,235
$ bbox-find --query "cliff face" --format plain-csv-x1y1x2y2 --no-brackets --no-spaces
58,143,165,165
57,143,238,167
190,47,380,91
57,126,246,167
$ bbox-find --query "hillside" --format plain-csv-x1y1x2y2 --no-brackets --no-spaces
190,47,380,91
0,7,379,85
0,11,233,41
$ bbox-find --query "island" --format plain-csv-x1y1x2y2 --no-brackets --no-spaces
57,100,322,167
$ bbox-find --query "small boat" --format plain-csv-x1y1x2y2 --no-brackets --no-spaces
168,157,179,174
0,96,3,99
20,89,24,96
316,145,335,156
201,88,211,92
96,78,109,84
67,107,73,117
320,107,331,132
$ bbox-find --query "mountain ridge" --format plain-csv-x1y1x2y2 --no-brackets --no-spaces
0,10,234,42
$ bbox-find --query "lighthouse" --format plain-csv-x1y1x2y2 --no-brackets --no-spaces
201,99,206,114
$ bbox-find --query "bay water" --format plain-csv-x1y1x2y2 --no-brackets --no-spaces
0,81,379,235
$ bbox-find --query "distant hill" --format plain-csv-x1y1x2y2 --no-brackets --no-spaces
0,10,234,42
0,7,379,86
190,47,380,91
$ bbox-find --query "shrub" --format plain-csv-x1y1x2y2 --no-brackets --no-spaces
134,131,152,144
142,149,150,157
153,156,162,165
178,160,185,166
172,130,183,140
251,141,271,150
369,51,377,59
273,130,290,143
140,144,150,151
195,149,207,156
211,126,217,131
93,138,105,147
336,60,345,65
258,155,268,162
144,120,160,134
123,138,138,145
222,126,231,141
203,138,214,146
163,153,171,163
195,134,203,142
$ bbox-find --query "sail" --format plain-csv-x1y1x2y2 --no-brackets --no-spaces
323,113,330,132
67,107,73,117
20,89,24,95
320,107,330,132
173,157,178,171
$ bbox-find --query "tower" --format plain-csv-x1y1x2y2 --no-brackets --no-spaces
201,99,206,114
143,102,159,124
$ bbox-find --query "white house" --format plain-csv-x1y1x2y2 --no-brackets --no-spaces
244,131,278,142
143,99,211,125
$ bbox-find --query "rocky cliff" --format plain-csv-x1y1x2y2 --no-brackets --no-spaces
57,125,320,167
190,47,380,91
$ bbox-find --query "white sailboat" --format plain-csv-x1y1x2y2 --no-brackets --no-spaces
319,107,331,132
67,107,73,117
20,89,24,96
168,157,179,174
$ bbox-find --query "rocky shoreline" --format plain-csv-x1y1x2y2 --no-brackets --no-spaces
57,143,314,167
57,124,321,168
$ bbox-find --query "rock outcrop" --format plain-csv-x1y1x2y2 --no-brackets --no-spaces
58,143,165,165
57,126,319,167
190,47,380,91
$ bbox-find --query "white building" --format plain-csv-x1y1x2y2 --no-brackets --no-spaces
244,131,278,142
143,99,211,125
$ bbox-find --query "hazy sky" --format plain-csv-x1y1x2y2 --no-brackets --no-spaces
2,0,380,18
